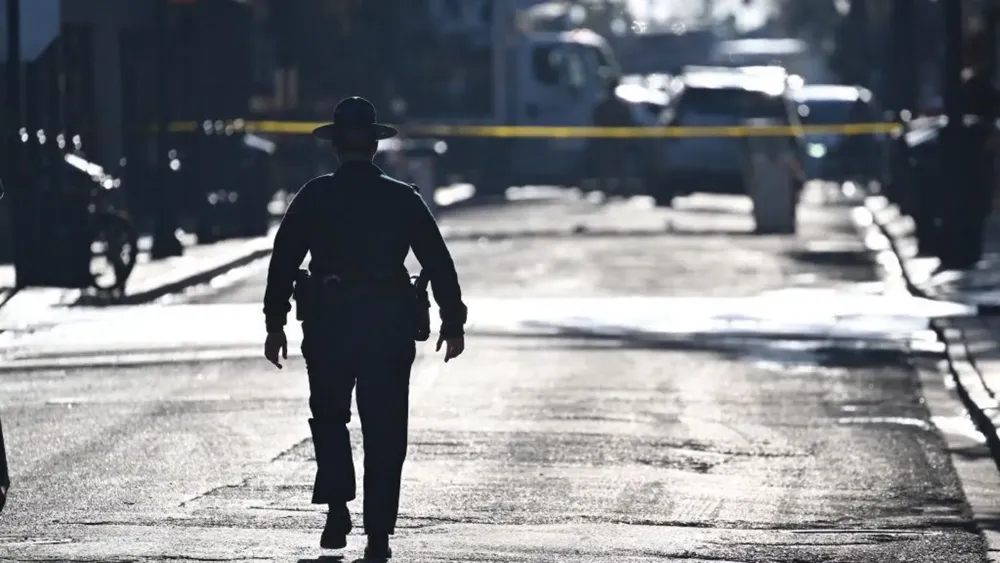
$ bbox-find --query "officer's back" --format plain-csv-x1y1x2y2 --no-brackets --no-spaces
296,166,418,288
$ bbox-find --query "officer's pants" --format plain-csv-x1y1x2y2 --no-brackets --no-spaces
301,296,415,536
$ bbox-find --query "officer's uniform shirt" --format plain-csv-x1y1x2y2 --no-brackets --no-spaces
263,161,467,338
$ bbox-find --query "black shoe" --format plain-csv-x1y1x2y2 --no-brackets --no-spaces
319,506,351,549
364,535,391,560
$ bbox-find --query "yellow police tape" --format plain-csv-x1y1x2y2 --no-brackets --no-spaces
167,119,902,138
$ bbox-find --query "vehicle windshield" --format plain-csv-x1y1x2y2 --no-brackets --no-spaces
677,87,788,120
798,99,874,125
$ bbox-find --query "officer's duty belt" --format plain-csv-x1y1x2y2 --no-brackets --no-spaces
318,274,409,289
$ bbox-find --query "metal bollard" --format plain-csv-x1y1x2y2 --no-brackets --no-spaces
742,119,797,235
905,122,943,258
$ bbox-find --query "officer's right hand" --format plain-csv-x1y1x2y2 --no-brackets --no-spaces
436,335,465,363
0,484,7,513
264,330,288,369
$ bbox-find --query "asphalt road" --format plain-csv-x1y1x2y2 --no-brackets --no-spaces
188,187,877,304
0,186,990,562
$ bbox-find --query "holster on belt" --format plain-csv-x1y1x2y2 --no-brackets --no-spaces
411,271,431,342
297,268,431,340
292,269,319,322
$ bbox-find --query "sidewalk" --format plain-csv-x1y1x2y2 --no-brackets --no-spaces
933,315,1000,468
0,230,274,330
854,195,1000,430
856,195,1000,309
856,194,1000,560
0,183,497,330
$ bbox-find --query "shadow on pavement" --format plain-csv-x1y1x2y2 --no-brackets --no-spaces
785,247,872,268
928,514,1000,533
949,443,996,461
472,323,911,369
297,556,344,563
443,226,811,241
970,515,1000,532
668,204,750,217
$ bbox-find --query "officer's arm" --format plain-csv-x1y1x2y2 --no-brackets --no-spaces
263,185,312,333
0,409,8,490
408,189,468,339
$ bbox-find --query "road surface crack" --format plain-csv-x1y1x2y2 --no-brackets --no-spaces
0,560,140,563
179,478,252,507
154,558,270,562
270,438,311,462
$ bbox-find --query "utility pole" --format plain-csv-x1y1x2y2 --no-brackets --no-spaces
986,0,999,97
893,0,918,115
480,0,510,197
150,0,183,259
889,1,917,167
5,0,32,286
849,0,871,86
939,0,967,267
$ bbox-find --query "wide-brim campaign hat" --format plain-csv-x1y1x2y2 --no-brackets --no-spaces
312,96,398,141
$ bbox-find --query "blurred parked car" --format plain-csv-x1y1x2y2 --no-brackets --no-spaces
654,65,806,207
788,84,886,186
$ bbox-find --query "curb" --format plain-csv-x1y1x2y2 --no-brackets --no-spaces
0,190,558,315
855,196,930,299
858,195,1000,312
0,191,521,313
116,246,273,305
931,317,1000,476
854,195,1000,474
0,241,274,321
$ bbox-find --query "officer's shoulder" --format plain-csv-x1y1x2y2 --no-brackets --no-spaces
291,174,334,200
378,173,423,196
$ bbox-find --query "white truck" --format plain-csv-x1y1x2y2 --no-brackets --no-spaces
398,20,671,196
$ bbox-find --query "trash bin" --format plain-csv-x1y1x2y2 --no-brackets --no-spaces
742,119,798,235
903,120,944,258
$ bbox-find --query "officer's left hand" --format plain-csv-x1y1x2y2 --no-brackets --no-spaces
264,330,288,369
0,484,7,513
437,334,465,363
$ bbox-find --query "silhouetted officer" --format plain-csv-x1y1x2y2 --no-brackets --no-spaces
262,97,467,560
591,77,635,196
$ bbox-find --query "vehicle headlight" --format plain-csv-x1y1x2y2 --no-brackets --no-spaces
807,143,827,158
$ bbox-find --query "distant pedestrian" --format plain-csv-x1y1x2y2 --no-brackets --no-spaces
591,77,636,197
262,97,467,560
